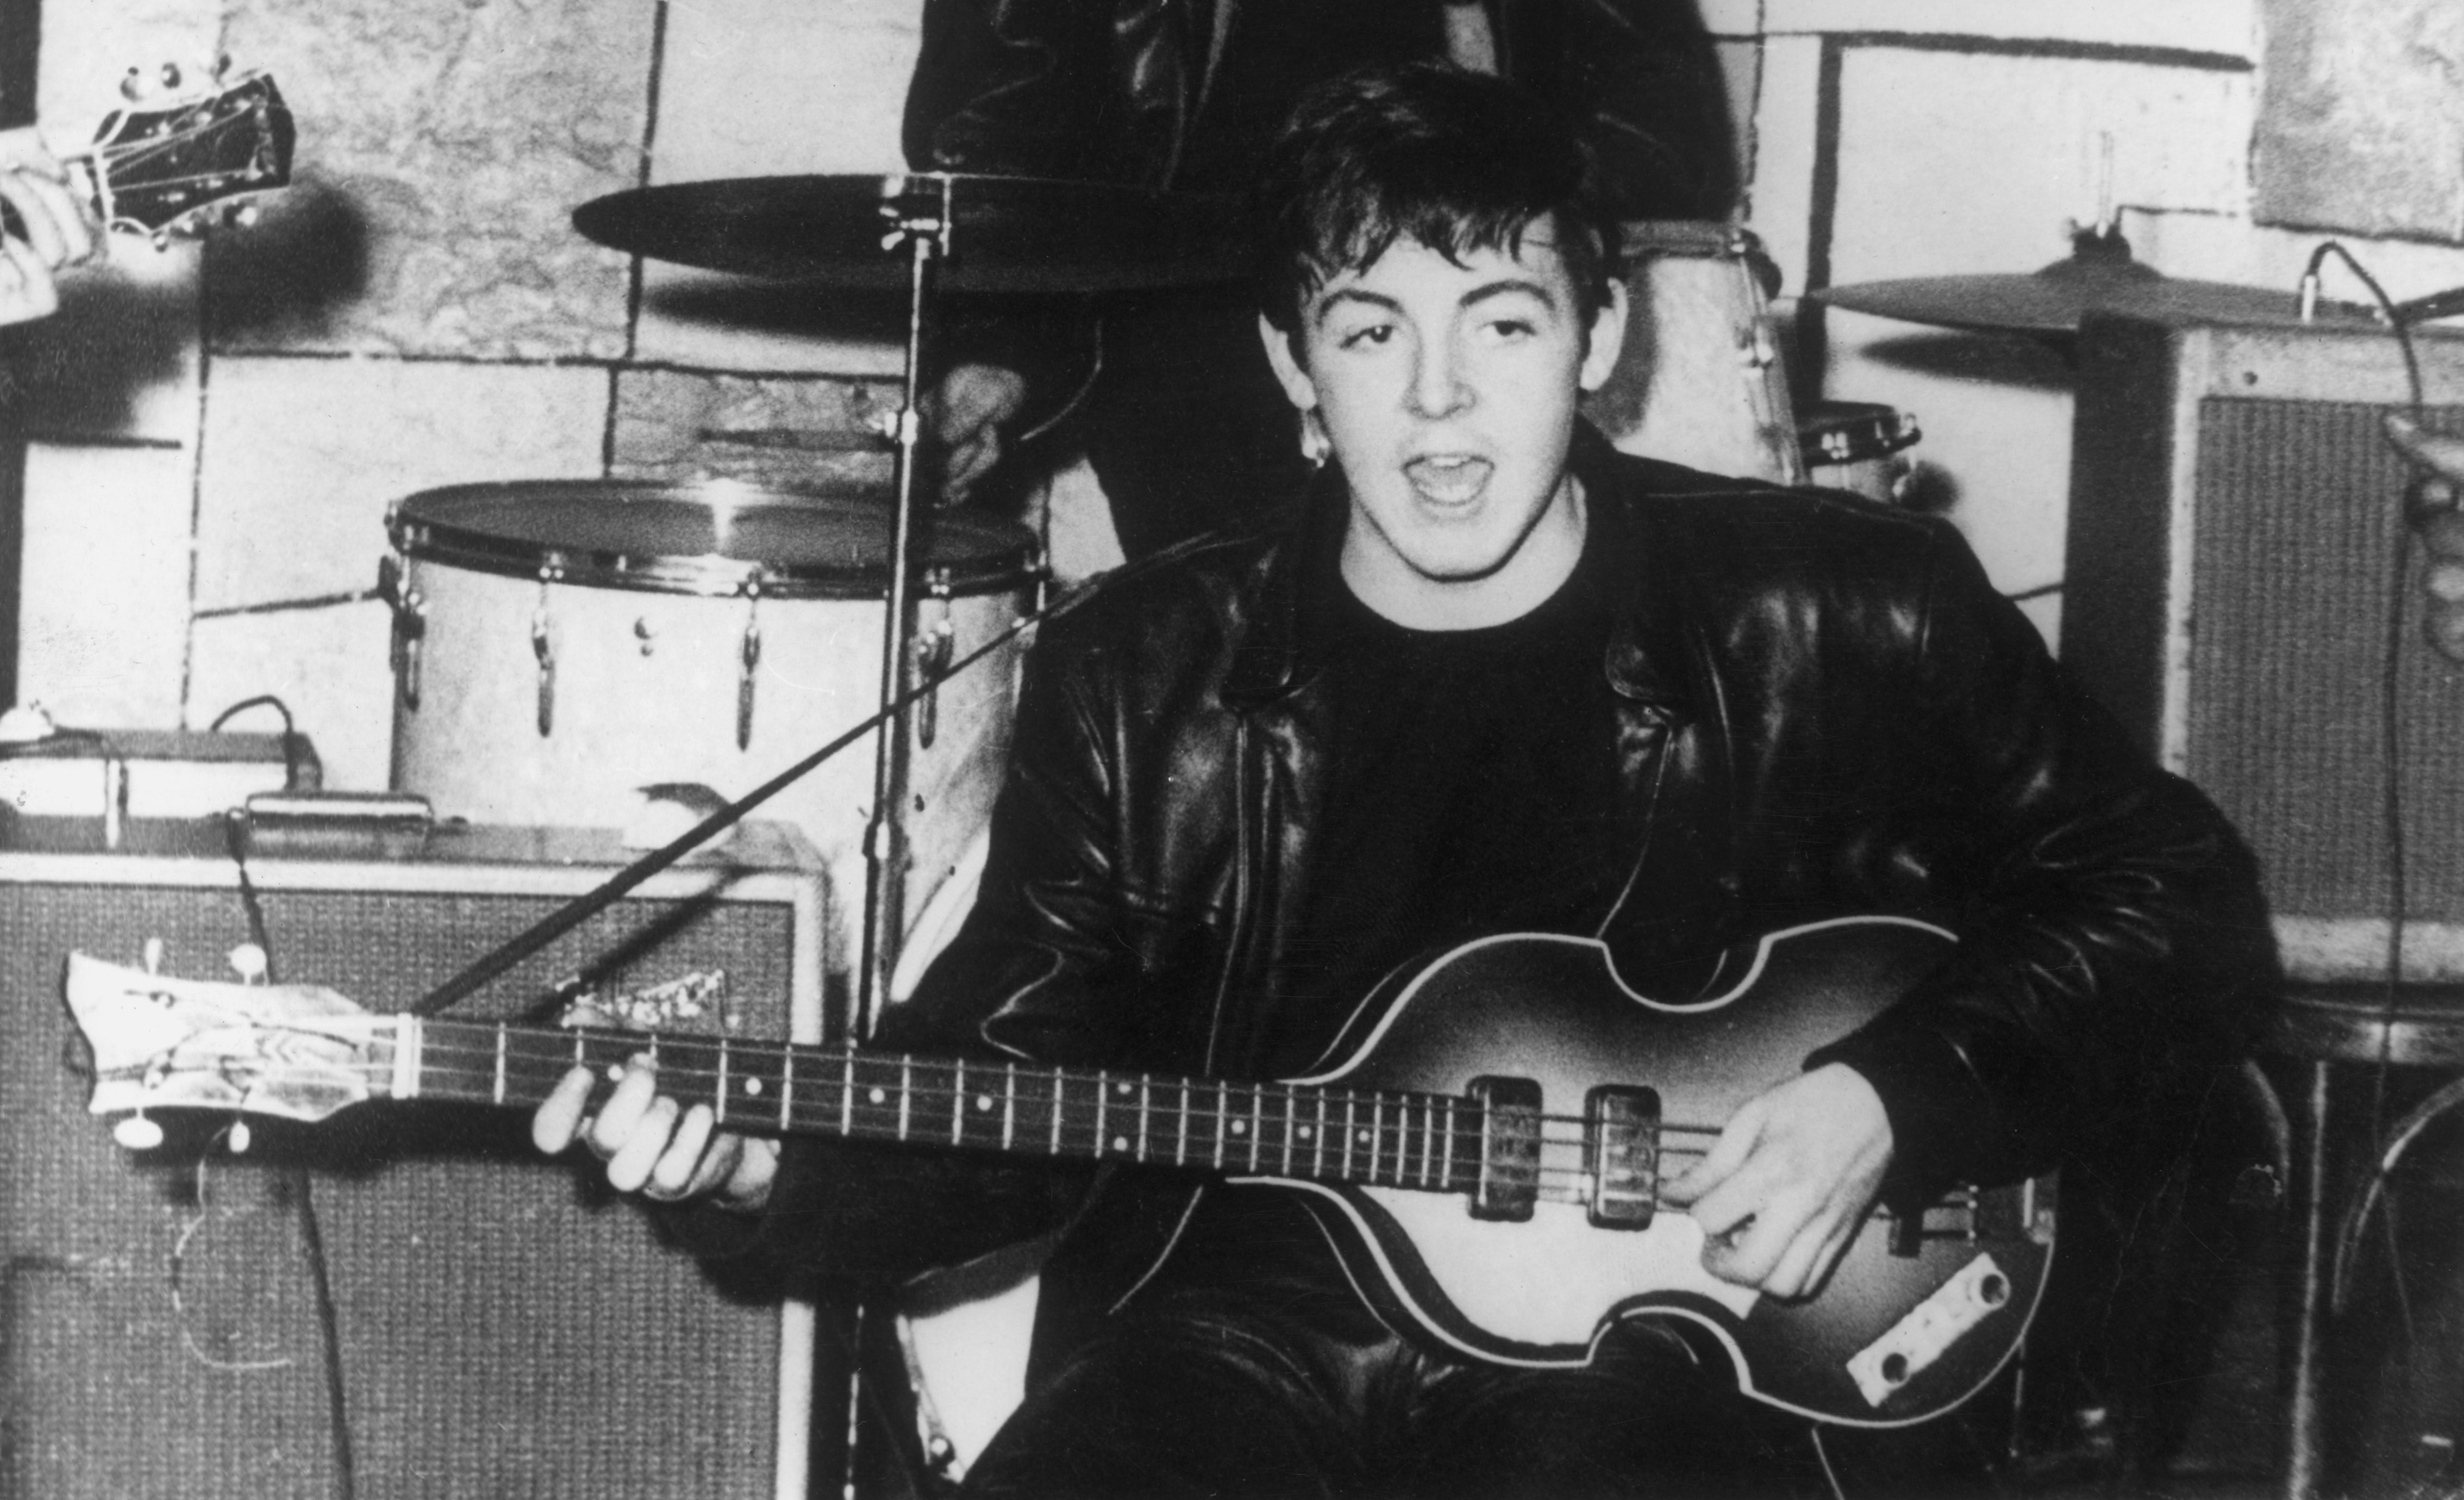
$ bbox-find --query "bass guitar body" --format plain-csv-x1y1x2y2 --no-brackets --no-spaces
1223,917,2053,1428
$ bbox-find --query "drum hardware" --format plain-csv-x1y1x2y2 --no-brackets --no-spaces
530,579,556,738
1797,400,1922,506
377,552,424,711
736,590,762,752
914,574,955,751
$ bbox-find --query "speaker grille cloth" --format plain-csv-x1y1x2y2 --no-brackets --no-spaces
2190,398,2464,920
2,874,803,1499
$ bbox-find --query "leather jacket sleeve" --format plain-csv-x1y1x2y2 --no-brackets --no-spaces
1804,520,2279,1207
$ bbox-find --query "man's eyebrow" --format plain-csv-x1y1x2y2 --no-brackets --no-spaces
1462,278,1558,312
1312,288,1402,327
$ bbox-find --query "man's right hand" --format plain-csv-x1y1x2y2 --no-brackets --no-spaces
929,362,1028,503
532,1054,780,1211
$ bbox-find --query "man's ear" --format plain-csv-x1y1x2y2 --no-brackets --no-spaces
1259,312,1319,412
1578,278,1630,395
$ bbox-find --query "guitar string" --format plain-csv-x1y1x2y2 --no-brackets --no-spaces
379,1034,1734,1142
385,1032,1736,1138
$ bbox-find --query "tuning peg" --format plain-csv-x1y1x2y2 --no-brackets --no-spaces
234,203,260,229
143,936,163,974
214,54,233,81
228,1120,252,1154
228,943,268,985
160,62,182,91
121,67,146,102
113,1112,165,1151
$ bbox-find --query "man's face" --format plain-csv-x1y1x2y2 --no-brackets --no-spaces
1262,223,1625,625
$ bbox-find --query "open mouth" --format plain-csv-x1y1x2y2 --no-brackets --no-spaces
1404,454,1493,507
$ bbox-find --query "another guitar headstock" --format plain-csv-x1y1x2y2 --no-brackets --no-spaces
86,65,295,240
64,951,380,1145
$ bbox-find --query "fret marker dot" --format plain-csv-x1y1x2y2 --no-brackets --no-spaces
868,1087,886,1105
743,1078,762,1096
605,1064,624,1082
1298,1126,1314,1140
1110,1135,1129,1152
1230,1121,1247,1136
975,1095,993,1112
1115,1083,1133,1096
1356,1130,1372,1144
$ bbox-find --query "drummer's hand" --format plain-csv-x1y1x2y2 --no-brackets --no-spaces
929,361,1028,503
0,129,98,329
533,1053,779,1211
2385,413,2464,662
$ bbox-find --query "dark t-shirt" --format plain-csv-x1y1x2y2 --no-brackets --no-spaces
1152,528,1627,1302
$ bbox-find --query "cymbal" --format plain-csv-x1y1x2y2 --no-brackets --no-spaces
573,173,1250,293
1811,228,2356,336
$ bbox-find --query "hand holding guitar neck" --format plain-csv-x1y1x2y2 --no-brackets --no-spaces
0,128,96,327
2385,412,2464,662
0,64,294,329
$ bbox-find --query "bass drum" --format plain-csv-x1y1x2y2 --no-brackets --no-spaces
1584,221,1804,486
386,480,1037,973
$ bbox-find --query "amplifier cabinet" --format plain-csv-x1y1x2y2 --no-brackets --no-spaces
0,818,827,1500
2063,310,2464,982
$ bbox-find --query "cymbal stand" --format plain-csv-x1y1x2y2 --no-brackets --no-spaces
859,176,953,1040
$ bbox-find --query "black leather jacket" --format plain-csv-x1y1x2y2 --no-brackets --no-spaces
741,432,2277,1369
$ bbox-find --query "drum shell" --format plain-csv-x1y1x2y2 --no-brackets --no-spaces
1585,221,1803,486
390,558,1024,964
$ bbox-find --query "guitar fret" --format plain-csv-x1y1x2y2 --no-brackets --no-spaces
1002,1064,1017,1151
898,1060,914,1141
1049,1068,1064,1154
1176,1082,1191,1166
714,1041,729,1125
1438,1099,1454,1188
1136,1075,1150,1162
840,1053,854,1137
1372,1098,1386,1183
780,1049,794,1132
1314,1094,1328,1180
1212,1084,1228,1169
1247,1088,1262,1171
1094,1070,1109,1157
1279,1090,1295,1174
1344,1097,1358,1180
492,1027,506,1105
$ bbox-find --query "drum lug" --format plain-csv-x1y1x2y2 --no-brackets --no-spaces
914,573,955,749
378,554,425,711
736,590,762,752
531,582,555,738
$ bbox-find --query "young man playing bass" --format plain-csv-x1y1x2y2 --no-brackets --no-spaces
535,63,2274,1497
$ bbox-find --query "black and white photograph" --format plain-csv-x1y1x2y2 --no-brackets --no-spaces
3,2,2462,1496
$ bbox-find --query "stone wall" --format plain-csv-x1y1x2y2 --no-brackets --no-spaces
20,0,2464,783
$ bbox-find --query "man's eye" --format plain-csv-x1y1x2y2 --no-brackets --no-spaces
1337,324,1394,349
1483,317,1537,341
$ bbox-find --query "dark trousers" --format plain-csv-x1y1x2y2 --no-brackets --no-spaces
959,1284,1831,1499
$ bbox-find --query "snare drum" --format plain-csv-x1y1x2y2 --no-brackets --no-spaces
385,480,1038,968
1585,222,1804,485
1797,400,1921,505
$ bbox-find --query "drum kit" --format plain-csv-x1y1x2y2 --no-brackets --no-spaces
389,178,2347,1032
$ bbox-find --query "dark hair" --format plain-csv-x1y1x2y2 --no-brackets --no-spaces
1252,62,1625,342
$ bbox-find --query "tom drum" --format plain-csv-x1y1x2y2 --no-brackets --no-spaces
385,479,1039,969
1797,399,1921,505
1584,221,1804,486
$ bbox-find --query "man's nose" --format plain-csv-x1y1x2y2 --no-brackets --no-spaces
1407,340,1472,418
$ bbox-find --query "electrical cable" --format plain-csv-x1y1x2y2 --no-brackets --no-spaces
208,692,308,792
2300,243,2442,1347
218,810,359,1500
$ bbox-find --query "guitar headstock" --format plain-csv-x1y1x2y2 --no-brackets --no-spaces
86,66,295,240
64,951,380,1141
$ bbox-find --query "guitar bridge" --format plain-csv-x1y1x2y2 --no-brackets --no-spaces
1584,1085,1660,1229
